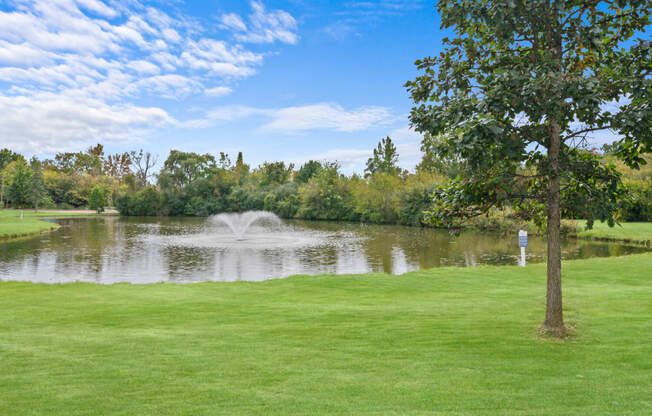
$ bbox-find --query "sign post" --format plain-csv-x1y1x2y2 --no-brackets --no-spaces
518,230,528,267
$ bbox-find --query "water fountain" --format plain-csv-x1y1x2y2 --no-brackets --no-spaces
209,211,282,240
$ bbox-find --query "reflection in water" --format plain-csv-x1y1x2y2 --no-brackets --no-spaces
0,217,647,284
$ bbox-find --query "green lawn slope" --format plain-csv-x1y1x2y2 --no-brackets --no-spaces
1,253,650,415
0,209,116,238
0,210,59,238
575,221,652,245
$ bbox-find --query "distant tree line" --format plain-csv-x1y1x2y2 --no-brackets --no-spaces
0,137,649,224
116,138,446,226
0,145,157,213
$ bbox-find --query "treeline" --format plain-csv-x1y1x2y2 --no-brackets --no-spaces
0,145,156,212
117,138,446,226
1,137,650,224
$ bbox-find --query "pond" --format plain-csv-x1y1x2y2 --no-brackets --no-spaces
0,215,647,284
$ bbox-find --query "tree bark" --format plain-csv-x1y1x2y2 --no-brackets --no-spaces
543,120,565,335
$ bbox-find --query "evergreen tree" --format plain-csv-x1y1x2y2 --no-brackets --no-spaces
7,160,32,208
234,152,249,185
365,137,400,177
29,157,45,211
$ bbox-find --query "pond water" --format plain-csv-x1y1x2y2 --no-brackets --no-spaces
0,216,647,284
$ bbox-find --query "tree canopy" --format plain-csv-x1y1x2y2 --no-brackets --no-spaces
406,0,651,335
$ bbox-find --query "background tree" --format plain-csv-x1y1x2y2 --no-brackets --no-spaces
416,132,464,178
0,149,25,207
258,161,294,186
406,0,651,335
158,150,216,190
218,152,232,169
233,152,250,185
296,160,323,184
29,157,45,211
54,151,102,176
7,160,32,208
365,136,400,177
104,153,132,182
131,149,158,187
89,185,106,213
0,148,24,171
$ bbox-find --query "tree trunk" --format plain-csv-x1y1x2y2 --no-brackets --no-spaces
543,120,565,335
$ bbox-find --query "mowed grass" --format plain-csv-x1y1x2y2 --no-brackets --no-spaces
576,220,652,245
0,254,650,415
0,210,59,238
0,209,116,238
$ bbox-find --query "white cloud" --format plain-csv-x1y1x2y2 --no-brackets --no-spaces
127,59,160,75
0,40,56,66
75,0,118,19
0,0,299,152
264,104,393,132
205,86,233,97
292,126,424,173
388,125,426,170
0,92,171,154
220,13,247,32
220,1,299,45
192,103,395,132
130,74,201,99
297,148,372,171
323,0,425,40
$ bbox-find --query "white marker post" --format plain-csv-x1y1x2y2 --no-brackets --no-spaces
518,230,528,267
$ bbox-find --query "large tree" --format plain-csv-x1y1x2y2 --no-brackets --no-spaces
158,150,216,190
407,1,651,335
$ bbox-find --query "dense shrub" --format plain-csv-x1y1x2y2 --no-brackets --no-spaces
620,181,652,222
116,187,162,216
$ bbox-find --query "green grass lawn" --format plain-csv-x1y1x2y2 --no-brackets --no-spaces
1,254,650,415
575,220,652,245
0,209,115,238
0,210,59,238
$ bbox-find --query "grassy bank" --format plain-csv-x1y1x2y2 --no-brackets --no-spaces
0,209,116,238
574,221,652,245
0,210,60,238
1,254,650,415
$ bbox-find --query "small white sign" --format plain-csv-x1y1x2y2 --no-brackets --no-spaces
518,230,527,267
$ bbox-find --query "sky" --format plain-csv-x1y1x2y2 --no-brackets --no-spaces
0,1,637,174
0,0,449,173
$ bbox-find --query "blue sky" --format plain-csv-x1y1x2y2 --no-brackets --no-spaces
0,0,447,173
1,1,635,173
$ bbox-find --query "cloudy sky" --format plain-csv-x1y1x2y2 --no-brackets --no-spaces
0,0,450,172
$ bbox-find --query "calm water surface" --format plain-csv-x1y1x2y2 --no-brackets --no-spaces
0,217,646,284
